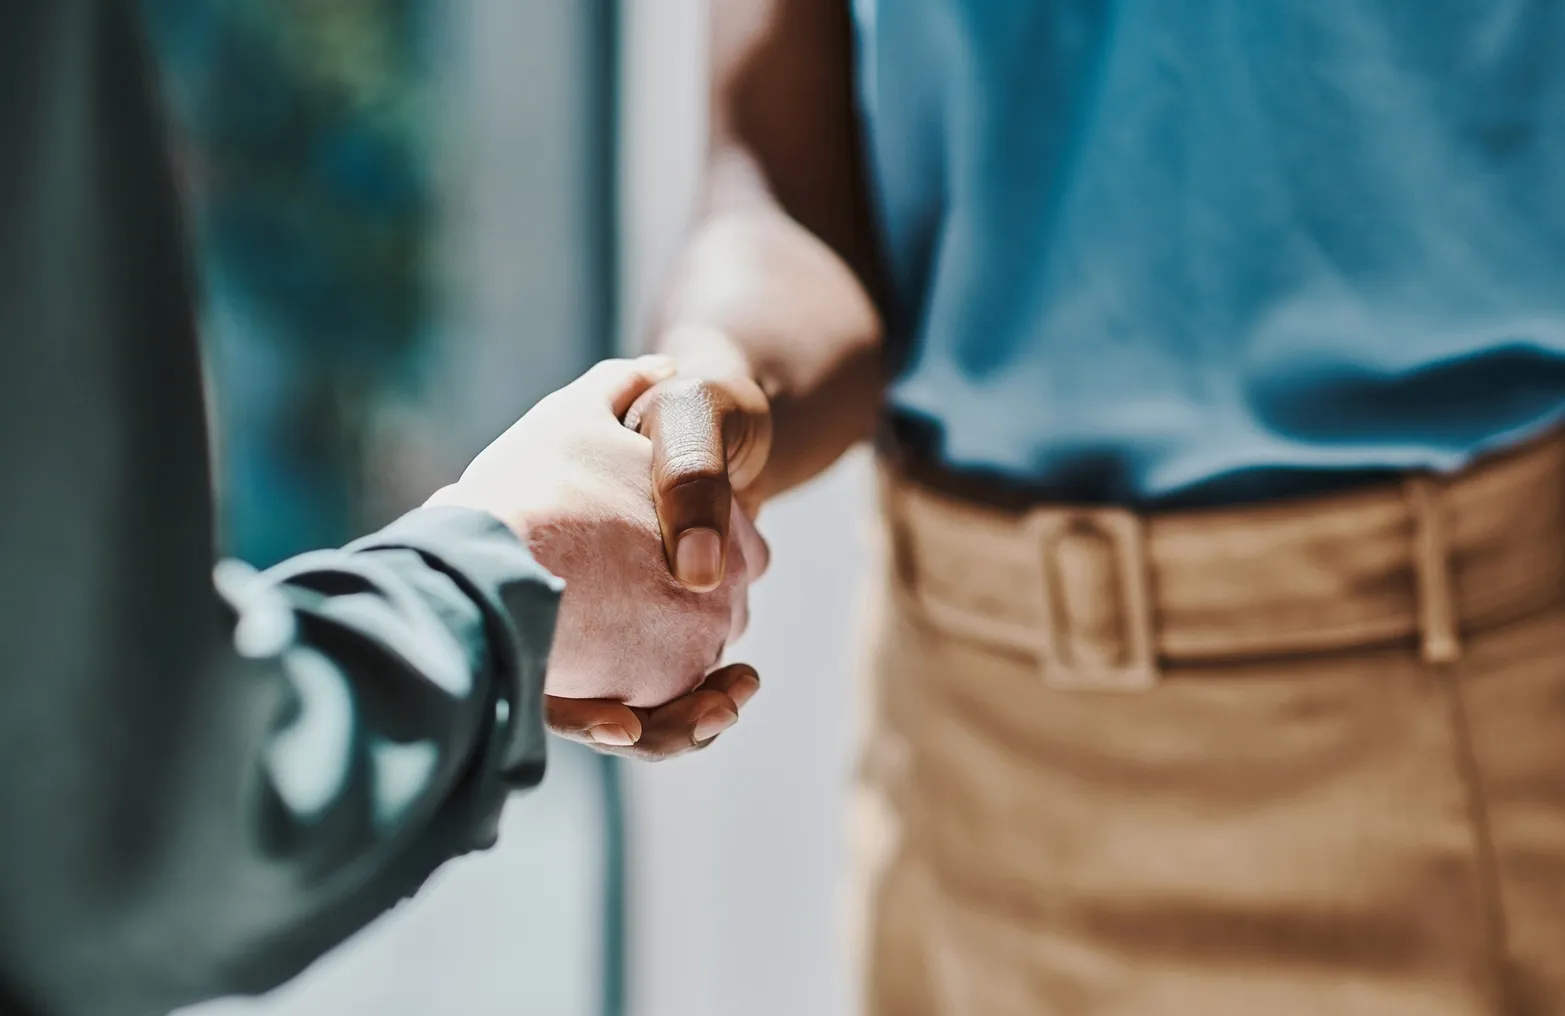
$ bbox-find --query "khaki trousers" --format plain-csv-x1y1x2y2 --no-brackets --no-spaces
856,435,1565,1015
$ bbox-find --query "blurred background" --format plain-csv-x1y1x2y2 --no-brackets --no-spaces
137,2,871,1015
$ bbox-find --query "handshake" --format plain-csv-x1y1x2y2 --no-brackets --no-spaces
429,355,774,762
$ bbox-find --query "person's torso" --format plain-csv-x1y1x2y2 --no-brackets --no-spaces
853,0,1565,506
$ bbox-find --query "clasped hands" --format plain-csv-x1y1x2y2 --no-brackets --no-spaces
430,355,773,761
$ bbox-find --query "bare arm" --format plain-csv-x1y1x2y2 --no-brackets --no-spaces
635,0,886,584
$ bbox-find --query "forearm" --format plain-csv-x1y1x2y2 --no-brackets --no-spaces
0,505,559,1016
654,186,884,501
651,0,887,503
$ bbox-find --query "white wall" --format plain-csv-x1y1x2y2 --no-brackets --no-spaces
618,5,872,1016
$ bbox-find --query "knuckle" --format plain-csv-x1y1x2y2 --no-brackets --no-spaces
654,374,722,404
659,418,725,458
662,448,728,484
651,379,729,427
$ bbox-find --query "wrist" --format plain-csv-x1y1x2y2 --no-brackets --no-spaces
426,482,551,549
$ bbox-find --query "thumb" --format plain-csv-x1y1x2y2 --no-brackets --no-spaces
568,356,677,419
638,376,735,592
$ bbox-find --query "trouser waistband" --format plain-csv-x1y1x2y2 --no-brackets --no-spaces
880,432,1565,689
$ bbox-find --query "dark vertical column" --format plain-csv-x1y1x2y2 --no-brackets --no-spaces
582,5,628,1016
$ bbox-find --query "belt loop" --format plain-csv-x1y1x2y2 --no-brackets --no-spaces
1028,508,1159,691
1404,475,1461,664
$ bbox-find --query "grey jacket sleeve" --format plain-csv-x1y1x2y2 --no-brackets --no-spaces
0,3,561,1015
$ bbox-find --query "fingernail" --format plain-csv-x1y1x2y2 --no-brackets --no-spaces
589,724,636,747
675,528,724,590
728,673,760,709
693,709,737,743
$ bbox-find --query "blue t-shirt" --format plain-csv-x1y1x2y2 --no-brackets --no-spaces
853,0,1565,505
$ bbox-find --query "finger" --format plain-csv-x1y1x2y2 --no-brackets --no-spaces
700,662,761,709
641,664,761,749
642,690,739,754
578,695,733,762
546,696,645,749
728,587,751,644
570,356,677,419
731,501,770,583
607,664,761,762
640,377,735,592
735,488,766,524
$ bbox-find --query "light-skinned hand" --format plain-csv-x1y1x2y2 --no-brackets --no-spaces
429,356,768,758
